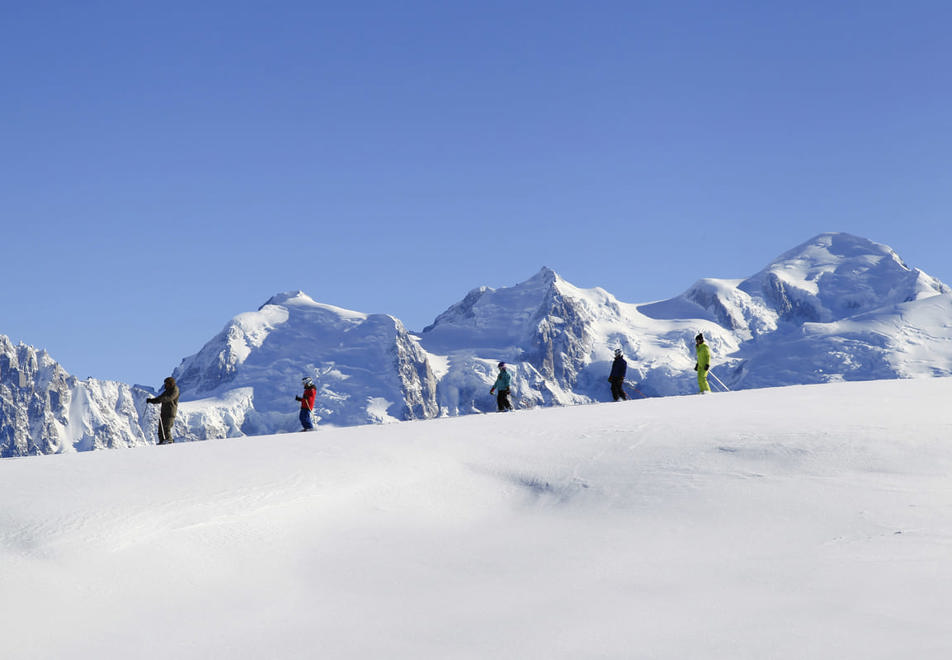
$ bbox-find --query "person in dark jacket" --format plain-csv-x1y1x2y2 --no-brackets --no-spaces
295,376,317,430
489,362,513,412
146,376,179,445
608,348,628,401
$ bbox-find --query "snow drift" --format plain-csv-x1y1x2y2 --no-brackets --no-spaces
3,378,952,658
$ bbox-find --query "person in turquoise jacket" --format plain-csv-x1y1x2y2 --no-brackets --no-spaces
694,333,711,393
490,362,514,411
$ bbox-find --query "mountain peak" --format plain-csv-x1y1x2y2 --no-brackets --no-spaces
529,266,559,285
739,232,946,323
776,232,905,267
259,291,316,310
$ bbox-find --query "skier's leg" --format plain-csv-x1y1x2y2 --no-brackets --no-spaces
158,416,173,444
698,370,711,393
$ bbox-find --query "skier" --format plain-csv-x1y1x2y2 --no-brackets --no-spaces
694,333,711,394
489,362,513,412
608,348,629,401
295,376,317,430
146,376,179,445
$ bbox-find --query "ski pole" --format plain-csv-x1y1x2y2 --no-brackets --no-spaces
708,370,731,392
624,381,647,398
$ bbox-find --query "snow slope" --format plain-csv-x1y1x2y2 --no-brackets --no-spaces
4,378,952,659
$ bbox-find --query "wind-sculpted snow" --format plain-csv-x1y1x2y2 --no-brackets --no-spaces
5,378,952,658
4,233,952,453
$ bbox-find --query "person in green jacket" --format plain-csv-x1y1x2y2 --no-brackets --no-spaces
694,333,711,394
490,362,514,412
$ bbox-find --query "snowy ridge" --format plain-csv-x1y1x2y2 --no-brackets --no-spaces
3,232,952,454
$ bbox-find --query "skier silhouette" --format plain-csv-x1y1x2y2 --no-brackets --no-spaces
608,348,629,401
490,362,513,412
146,376,179,444
295,376,317,430
694,333,711,394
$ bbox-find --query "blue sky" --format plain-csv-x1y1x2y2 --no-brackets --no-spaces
2,1,950,385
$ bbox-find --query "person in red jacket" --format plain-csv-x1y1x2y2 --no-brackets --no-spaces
295,376,317,431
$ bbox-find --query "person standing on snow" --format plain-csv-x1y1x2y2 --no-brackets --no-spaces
295,376,317,430
694,333,711,394
146,376,180,445
490,362,514,412
608,348,629,401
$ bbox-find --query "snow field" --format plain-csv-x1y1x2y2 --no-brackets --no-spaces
3,377,952,659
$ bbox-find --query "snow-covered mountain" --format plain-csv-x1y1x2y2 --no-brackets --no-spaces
3,232,952,455
0,335,158,457
419,233,952,404
418,265,718,404
172,291,438,434
647,233,952,388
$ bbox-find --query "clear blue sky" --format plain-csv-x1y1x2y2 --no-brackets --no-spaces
2,1,950,385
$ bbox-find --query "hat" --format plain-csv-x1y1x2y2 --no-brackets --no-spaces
614,348,623,357
695,333,704,343
302,376,313,387
498,362,506,369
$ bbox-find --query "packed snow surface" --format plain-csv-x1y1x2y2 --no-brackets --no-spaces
3,378,952,659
